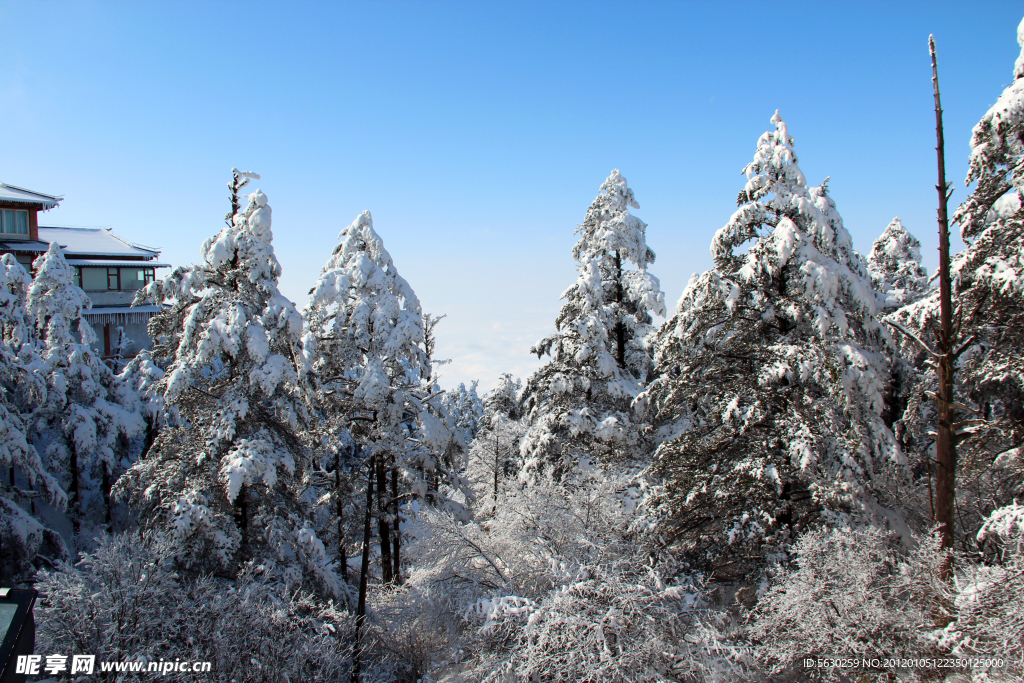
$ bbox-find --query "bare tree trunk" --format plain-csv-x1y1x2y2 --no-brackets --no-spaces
930,35,957,573
336,448,348,584
234,484,248,556
102,462,112,528
494,431,500,499
140,413,158,460
614,250,626,369
353,452,375,683
377,454,393,584
69,441,80,534
391,467,401,585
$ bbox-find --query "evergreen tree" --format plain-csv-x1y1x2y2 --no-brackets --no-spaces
306,210,469,585
0,255,67,581
116,178,342,600
442,380,484,444
27,243,144,531
866,217,931,311
521,170,665,475
468,374,525,507
637,113,903,581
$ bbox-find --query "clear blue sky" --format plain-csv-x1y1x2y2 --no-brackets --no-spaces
2,1,1020,391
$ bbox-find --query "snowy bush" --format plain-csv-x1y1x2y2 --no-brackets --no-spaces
36,532,354,683
747,526,934,681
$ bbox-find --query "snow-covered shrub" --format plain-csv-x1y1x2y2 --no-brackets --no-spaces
747,525,935,681
931,504,1024,677
746,517,1024,681
403,460,744,681
36,532,354,683
0,497,67,583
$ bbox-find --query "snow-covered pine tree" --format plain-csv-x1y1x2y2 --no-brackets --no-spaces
306,210,469,585
864,218,931,449
521,170,665,475
26,243,144,532
867,217,931,312
442,380,484,444
636,112,904,581
891,18,1024,545
0,255,67,582
116,177,343,600
467,374,525,508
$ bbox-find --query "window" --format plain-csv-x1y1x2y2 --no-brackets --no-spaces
120,268,152,290
77,266,155,291
80,267,108,290
0,209,29,235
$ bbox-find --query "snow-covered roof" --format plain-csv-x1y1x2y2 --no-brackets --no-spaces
0,183,63,210
0,240,49,252
65,258,171,268
38,226,161,259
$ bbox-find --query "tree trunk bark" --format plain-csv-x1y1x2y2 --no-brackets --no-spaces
377,454,393,584
102,461,112,526
614,250,626,369
353,452,375,683
336,448,348,584
930,35,957,574
140,413,158,460
391,467,401,585
69,440,80,533
234,485,248,555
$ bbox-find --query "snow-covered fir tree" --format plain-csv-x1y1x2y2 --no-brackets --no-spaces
467,374,525,507
26,243,144,532
441,380,484,444
0,255,67,582
866,217,931,311
306,209,470,584
521,170,665,475
636,112,904,581
890,19,1024,546
116,177,343,600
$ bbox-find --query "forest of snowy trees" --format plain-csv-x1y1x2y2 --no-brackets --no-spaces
2,18,1024,683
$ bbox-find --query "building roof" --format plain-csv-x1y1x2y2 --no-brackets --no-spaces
64,258,171,268
0,183,63,210
38,226,161,259
0,240,49,252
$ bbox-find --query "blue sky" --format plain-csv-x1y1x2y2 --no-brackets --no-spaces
2,1,1021,391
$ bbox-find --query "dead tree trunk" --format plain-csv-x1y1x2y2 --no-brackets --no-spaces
353,452,375,683
930,35,957,570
